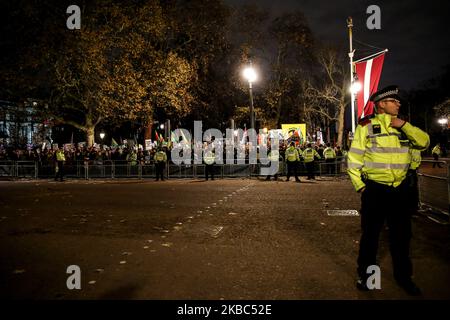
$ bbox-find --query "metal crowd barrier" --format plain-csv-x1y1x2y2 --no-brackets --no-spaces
0,161,15,177
417,160,449,216
15,161,38,179
0,159,349,180
318,158,347,176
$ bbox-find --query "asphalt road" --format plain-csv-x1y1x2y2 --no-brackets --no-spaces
0,177,449,300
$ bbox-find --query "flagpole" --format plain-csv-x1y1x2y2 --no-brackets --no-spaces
347,17,356,133
353,49,389,64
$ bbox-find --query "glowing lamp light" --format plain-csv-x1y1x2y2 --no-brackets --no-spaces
438,118,448,125
243,67,257,83
350,81,362,94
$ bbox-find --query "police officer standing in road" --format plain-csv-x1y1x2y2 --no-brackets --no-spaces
431,143,443,168
347,86,429,295
154,146,167,181
302,143,321,180
323,143,337,175
204,143,215,181
265,146,280,181
285,142,300,182
54,145,66,182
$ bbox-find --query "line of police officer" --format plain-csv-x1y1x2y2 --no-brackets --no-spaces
152,143,217,181
265,142,343,181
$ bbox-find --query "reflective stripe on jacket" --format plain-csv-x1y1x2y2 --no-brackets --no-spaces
285,146,299,162
56,150,65,162
323,147,336,160
154,151,167,162
204,151,215,165
127,153,137,165
302,148,320,163
347,113,429,191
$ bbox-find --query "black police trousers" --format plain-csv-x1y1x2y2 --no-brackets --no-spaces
305,161,315,179
205,164,214,180
432,154,442,168
286,161,299,181
155,162,165,181
55,161,64,181
357,179,413,282
325,159,335,175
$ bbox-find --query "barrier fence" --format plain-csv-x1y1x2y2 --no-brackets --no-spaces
0,159,348,180
417,160,449,216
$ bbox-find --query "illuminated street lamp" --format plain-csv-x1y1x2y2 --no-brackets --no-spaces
160,123,165,130
350,81,362,94
438,118,448,127
100,132,105,140
243,62,257,130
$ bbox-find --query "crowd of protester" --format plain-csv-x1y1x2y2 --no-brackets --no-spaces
0,140,348,166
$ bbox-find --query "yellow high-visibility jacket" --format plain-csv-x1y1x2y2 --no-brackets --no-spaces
56,150,66,162
323,147,336,160
302,148,320,163
285,146,299,162
432,145,441,156
204,151,215,165
154,151,167,163
347,113,429,192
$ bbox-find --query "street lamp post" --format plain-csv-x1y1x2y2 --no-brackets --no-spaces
243,62,257,130
347,17,355,133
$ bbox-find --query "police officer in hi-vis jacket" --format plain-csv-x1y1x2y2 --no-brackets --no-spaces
347,86,429,296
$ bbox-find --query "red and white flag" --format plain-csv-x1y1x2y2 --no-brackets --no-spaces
354,52,386,120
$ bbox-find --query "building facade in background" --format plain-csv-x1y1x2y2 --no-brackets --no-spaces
0,99,50,147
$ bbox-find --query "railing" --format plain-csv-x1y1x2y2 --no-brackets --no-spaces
417,159,449,216
0,159,348,180
0,161,15,177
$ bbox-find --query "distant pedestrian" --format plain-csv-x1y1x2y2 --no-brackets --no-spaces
265,147,280,181
302,143,321,180
285,142,300,182
54,145,66,182
154,147,167,181
204,144,215,181
323,143,336,175
432,143,442,168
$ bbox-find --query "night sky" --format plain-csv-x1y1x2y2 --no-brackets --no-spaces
226,0,450,90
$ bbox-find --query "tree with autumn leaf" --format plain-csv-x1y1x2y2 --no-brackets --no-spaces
51,1,199,146
1,0,198,147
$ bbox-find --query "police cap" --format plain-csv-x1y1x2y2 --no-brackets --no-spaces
369,85,401,103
